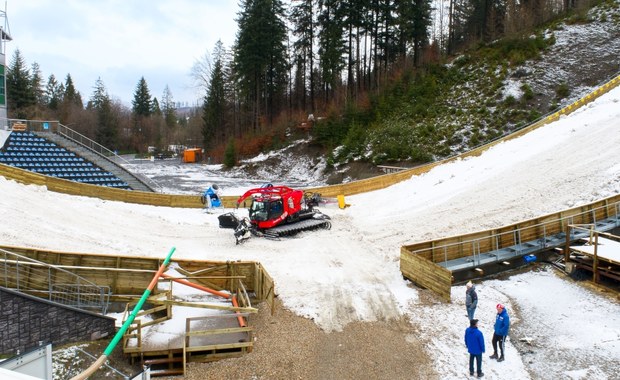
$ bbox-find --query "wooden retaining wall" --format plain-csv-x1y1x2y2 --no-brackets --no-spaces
401,194,620,301
0,245,276,313
400,246,452,301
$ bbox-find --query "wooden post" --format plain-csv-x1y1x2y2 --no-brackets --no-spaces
593,233,599,284
565,225,571,264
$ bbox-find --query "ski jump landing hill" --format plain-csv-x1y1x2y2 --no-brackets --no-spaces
1,74,619,303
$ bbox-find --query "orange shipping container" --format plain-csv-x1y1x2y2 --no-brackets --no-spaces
183,148,202,163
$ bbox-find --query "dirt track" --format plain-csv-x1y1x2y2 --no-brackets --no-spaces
183,299,438,380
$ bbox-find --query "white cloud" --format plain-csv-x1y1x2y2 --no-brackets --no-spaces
5,0,238,104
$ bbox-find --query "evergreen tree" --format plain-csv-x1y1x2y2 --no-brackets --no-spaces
161,85,176,129
45,74,62,111
151,97,161,115
234,0,289,130
317,0,345,105
88,77,107,110
89,78,118,149
223,138,236,168
467,0,506,42
396,0,433,66
6,49,35,118
30,62,46,108
290,0,316,112
202,40,228,151
132,77,152,117
58,73,84,124
63,74,83,109
149,96,165,150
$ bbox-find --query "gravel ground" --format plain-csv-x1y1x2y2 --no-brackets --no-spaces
54,295,438,380
181,298,438,380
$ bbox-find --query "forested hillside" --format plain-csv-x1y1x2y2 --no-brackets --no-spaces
6,0,619,168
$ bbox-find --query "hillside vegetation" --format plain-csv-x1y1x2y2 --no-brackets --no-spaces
311,1,620,169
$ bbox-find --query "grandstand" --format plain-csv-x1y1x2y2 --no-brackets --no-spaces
0,130,131,189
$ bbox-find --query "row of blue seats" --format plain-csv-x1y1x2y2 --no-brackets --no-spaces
3,154,87,161
56,176,129,188
6,142,58,149
1,155,121,177
0,158,92,167
3,147,71,154
3,160,94,168
1,155,88,162
12,164,111,174
34,170,119,179
1,155,85,162
10,131,37,137
9,137,44,143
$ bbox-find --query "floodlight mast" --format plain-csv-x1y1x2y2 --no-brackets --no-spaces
0,1,11,124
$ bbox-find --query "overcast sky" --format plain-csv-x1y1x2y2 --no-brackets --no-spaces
4,1,239,107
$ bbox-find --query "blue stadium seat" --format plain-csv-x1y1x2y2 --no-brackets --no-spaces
2,131,132,190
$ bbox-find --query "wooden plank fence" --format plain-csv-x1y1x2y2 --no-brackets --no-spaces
0,246,275,307
401,194,620,301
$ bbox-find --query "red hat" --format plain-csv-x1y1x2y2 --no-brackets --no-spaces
496,303,504,309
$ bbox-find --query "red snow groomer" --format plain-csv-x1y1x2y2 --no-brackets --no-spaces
219,185,331,244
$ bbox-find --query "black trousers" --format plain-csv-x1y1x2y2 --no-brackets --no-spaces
492,333,506,356
469,353,482,374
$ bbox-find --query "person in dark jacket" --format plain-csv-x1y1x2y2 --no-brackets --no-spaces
464,318,485,377
490,303,510,362
465,281,478,320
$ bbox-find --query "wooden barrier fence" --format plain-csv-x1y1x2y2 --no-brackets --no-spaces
401,194,620,301
0,245,276,313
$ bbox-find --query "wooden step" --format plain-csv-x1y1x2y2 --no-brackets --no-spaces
149,368,184,377
143,357,183,365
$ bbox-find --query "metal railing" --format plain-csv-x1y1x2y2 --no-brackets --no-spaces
409,201,620,266
54,123,161,192
0,248,111,314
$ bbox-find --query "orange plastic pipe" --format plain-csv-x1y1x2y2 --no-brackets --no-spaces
160,273,231,298
159,273,246,327
231,295,247,327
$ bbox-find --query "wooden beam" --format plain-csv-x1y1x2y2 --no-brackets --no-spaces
147,299,258,313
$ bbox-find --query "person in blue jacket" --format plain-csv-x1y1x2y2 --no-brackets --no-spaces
490,303,510,362
464,318,485,377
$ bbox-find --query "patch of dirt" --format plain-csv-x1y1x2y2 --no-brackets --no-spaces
325,160,385,184
183,299,438,380
54,299,437,380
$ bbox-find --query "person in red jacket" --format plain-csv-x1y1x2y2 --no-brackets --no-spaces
464,318,485,377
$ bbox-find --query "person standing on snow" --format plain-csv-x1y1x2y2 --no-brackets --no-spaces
465,281,478,320
490,303,510,362
464,318,485,378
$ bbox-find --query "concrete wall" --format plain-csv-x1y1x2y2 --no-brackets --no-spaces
0,287,115,356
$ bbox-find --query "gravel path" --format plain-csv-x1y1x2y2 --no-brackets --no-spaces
183,299,438,380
